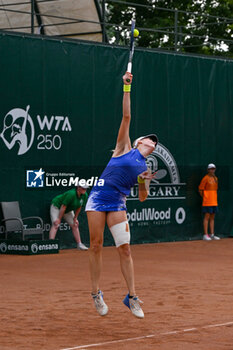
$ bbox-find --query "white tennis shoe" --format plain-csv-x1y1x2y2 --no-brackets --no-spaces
129,296,144,318
210,234,220,240
203,234,211,241
123,294,144,318
77,242,88,250
92,290,108,316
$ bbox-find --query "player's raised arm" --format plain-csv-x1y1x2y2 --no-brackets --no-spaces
112,72,133,157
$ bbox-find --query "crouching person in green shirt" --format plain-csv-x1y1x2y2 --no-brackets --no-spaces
49,184,89,250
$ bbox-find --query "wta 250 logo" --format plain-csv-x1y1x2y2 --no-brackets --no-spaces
0,106,72,155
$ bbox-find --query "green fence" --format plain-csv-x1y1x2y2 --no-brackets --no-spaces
0,32,232,248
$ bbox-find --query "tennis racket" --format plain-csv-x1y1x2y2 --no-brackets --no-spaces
154,169,167,180
126,20,136,82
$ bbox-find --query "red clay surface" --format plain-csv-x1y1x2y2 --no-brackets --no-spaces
1,239,233,350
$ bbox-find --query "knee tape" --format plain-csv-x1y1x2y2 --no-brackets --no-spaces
109,221,130,247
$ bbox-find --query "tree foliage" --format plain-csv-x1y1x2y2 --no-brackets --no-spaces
105,0,233,57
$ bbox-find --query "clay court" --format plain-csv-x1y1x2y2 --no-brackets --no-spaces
1,239,233,350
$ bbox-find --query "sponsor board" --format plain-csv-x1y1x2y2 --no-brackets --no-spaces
128,142,186,200
127,207,186,227
0,223,70,234
0,239,59,255
127,142,186,228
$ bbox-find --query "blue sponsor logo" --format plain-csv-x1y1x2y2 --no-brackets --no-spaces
26,168,45,187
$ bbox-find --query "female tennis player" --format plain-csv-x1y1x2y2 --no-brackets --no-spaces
86,71,158,318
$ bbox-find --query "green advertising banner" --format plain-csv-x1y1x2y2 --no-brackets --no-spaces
0,32,232,248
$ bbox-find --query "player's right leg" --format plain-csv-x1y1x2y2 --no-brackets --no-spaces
86,211,108,316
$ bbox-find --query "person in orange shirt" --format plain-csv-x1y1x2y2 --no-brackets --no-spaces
199,163,220,241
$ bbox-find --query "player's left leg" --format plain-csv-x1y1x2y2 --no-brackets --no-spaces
107,211,144,318
107,211,134,291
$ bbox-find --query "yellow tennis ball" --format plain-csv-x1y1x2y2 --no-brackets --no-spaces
134,29,139,38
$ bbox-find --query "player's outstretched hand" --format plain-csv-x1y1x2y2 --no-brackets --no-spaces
139,170,157,181
123,72,133,85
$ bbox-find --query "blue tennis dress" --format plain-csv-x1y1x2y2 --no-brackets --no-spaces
85,148,147,211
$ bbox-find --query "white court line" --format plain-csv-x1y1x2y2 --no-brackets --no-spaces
203,321,233,329
183,328,197,332
61,335,155,350
161,331,178,335
60,320,233,350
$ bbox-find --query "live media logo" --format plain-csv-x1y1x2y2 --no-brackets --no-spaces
26,169,45,187
26,169,104,188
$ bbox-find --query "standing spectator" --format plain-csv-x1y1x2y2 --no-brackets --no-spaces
49,184,89,250
199,163,220,241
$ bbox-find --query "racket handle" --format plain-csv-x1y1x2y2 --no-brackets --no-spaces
127,62,132,73
126,62,132,82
